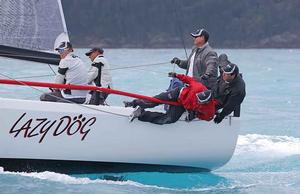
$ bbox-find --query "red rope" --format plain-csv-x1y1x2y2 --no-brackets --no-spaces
0,79,180,106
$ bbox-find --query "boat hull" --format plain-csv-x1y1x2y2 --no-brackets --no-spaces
0,98,239,173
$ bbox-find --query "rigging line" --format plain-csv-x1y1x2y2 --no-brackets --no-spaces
173,63,176,72
172,0,188,60
13,67,166,79
48,64,57,75
109,61,169,70
118,67,166,74
0,53,168,71
12,74,55,79
0,72,127,118
12,69,164,80
11,66,167,80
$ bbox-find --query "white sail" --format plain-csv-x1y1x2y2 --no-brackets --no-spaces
0,0,69,51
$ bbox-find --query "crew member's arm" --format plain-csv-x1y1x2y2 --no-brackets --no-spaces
195,52,218,83
176,74,195,84
176,49,195,69
197,112,214,121
217,92,245,121
177,59,188,69
87,65,98,84
185,110,196,122
196,104,215,121
171,57,188,69
204,52,218,77
55,61,68,84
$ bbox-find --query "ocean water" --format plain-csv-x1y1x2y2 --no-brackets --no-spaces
0,49,300,194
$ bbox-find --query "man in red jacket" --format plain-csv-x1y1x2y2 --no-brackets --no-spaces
124,73,217,124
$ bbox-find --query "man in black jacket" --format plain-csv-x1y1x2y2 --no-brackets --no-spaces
213,63,246,124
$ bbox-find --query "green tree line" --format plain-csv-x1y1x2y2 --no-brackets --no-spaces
62,0,300,48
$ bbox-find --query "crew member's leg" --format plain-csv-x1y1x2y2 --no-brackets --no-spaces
138,105,185,124
153,87,181,101
89,91,109,105
98,92,109,105
127,87,183,124
59,98,86,104
125,87,182,108
40,90,63,102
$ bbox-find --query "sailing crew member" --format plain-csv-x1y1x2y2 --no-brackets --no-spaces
171,28,218,89
85,47,112,105
213,63,246,124
218,53,231,75
40,41,88,104
124,73,218,125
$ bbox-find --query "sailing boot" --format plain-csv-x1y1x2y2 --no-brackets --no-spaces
129,106,144,122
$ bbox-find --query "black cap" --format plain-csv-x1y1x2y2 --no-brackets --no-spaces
219,54,228,62
190,28,209,42
55,41,72,50
218,53,231,68
85,48,104,56
196,90,212,104
222,63,239,75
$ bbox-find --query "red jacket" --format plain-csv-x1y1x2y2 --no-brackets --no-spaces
176,74,217,121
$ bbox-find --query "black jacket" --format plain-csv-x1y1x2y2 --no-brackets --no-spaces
213,74,246,119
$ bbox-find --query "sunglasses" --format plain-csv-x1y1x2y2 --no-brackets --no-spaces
57,48,65,54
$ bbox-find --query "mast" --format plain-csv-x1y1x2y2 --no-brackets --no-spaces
57,0,69,36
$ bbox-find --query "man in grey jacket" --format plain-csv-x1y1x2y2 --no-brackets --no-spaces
171,28,218,89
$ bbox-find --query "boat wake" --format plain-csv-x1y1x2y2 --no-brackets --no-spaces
0,170,143,186
220,133,300,172
236,134,300,157
0,133,299,192
235,134,300,158
0,168,256,193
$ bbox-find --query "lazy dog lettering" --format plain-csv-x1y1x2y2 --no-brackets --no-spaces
9,113,96,143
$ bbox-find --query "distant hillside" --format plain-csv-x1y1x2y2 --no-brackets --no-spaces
62,0,300,48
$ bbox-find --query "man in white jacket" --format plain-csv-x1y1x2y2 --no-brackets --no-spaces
40,42,88,103
85,48,112,105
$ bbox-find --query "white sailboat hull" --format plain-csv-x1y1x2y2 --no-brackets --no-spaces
0,98,238,173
